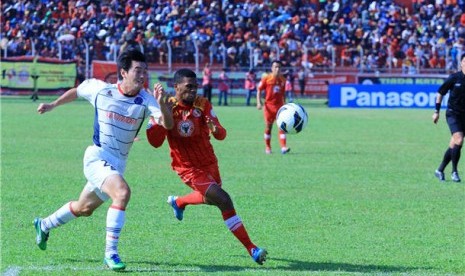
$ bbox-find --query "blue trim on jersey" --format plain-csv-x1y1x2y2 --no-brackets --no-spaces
134,108,147,138
98,131,138,144
93,95,101,146
99,142,129,157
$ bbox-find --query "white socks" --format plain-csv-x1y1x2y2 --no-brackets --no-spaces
105,206,126,258
41,202,76,233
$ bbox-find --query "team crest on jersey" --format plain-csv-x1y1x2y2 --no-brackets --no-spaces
273,85,281,93
192,108,202,117
134,97,143,105
178,119,194,137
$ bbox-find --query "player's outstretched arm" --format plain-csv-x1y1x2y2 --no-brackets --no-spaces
37,88,78,114
153,83,174,130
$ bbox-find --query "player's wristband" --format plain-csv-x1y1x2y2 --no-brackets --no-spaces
435,103,441,113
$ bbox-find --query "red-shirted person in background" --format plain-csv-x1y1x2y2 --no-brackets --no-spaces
256,60,290,154
146,68,267,265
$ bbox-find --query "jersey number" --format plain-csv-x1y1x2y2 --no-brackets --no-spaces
103,161,116,171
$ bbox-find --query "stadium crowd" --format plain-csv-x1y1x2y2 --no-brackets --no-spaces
2,0,465,73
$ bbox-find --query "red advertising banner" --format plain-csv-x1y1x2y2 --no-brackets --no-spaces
303,74,356,97
91,61,357,98
92,61,117,83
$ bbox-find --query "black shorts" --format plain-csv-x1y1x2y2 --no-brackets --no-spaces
446,109,465,134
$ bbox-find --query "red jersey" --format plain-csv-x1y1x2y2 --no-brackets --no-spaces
244,72,256,90
146,96,226,170
218,72,229,92
258,74,286,110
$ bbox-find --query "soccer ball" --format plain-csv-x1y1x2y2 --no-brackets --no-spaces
276,103,308,134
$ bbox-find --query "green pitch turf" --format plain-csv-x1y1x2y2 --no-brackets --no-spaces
1,96,464,275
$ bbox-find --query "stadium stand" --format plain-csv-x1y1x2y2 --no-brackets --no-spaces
1,0,464,90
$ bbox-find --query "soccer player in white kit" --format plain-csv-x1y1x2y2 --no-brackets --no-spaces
33,49,173,271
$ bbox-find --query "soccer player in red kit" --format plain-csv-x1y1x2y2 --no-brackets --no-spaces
146,68,267,265
256,60,290,154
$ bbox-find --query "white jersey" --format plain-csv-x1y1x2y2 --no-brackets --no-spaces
77,78,161,160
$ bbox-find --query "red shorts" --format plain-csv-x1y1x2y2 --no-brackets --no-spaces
264,105,279,124
174,164,222,195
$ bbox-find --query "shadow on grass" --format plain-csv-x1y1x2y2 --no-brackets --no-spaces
79,256,429,274
267,257,428,273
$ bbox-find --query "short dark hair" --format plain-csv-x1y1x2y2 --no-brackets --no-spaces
117,49,146,81
461,54,465,62
174,68,197,83
271,60,282,66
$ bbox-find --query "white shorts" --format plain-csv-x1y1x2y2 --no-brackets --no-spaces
83,145,126,201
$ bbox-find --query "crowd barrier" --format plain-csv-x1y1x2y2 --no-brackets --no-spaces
1,59,450,107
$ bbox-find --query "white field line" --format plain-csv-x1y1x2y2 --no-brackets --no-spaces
3,265,205,274
4,265,105,275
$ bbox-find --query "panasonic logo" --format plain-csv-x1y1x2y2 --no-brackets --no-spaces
330,85,444,108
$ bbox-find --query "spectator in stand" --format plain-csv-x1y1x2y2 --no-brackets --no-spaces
1,0,465,74
157,38,168,65
308,48,326,67
217,68,229,106
202,63,213,102
340,44,352,66
429,52,446,69
226,44,238,71
244,69,257,106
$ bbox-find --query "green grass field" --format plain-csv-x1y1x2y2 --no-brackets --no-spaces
1,96,464,275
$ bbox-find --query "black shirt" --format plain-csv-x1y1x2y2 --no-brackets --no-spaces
438,71,465,113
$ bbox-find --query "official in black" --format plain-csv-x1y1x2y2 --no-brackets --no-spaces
433,54,465,182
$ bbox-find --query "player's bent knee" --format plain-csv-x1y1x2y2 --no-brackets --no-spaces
111,187,131,205
217,194,234,210
453,138,464,146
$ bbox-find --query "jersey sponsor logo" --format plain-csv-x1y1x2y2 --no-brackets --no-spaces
178,119,194,137
106,111,138,125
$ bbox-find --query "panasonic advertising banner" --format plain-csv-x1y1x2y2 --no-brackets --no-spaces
328,84,446,108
